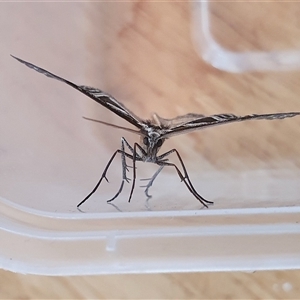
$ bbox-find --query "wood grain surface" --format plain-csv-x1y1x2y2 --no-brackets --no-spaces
1,1,300,298
1,269,300,299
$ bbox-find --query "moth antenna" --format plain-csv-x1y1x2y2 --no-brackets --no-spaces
82,116,143,136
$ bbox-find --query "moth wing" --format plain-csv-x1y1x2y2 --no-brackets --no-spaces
11,55,144,129
162,112,300,138
151,113,206,127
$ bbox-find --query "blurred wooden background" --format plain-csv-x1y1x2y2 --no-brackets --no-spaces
1,1,300,298
1,269,300,298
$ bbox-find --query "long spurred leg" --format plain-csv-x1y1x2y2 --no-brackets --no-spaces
157,149,213,207
157,160,210,208
128,143,138,203
77,148,134,208
120,137,132,182
107,138,136,202
128,142,146,202
140,165,164,198
157,149,211,203
107,139,144,204
171,149,213,205
107,138,144,202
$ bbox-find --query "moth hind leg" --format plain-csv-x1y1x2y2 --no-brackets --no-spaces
157,149,213,208
77,146,134,208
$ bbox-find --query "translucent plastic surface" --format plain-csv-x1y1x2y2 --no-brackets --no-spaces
193,2,300,72
1,2,300,275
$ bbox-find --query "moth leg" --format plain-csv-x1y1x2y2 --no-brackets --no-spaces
107,138,131,204
107,138,142,202
121,137,135,180
77,148,133,208
157,160,211,208
128,143,145,203
172,149,213,206
140,165,164,198
157,149,213,207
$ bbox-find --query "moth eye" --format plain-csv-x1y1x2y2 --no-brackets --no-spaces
157,139,163,147
143,137,149,146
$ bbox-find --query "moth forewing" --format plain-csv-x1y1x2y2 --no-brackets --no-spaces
151,112,206,128
11,55,144,129
162,112,300,139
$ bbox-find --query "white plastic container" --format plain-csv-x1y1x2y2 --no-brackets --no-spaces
1,2,300,275
193,1,300,72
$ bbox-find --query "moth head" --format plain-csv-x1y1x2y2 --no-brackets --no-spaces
141,131,165,160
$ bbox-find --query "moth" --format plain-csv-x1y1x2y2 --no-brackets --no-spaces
11,55,300,208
